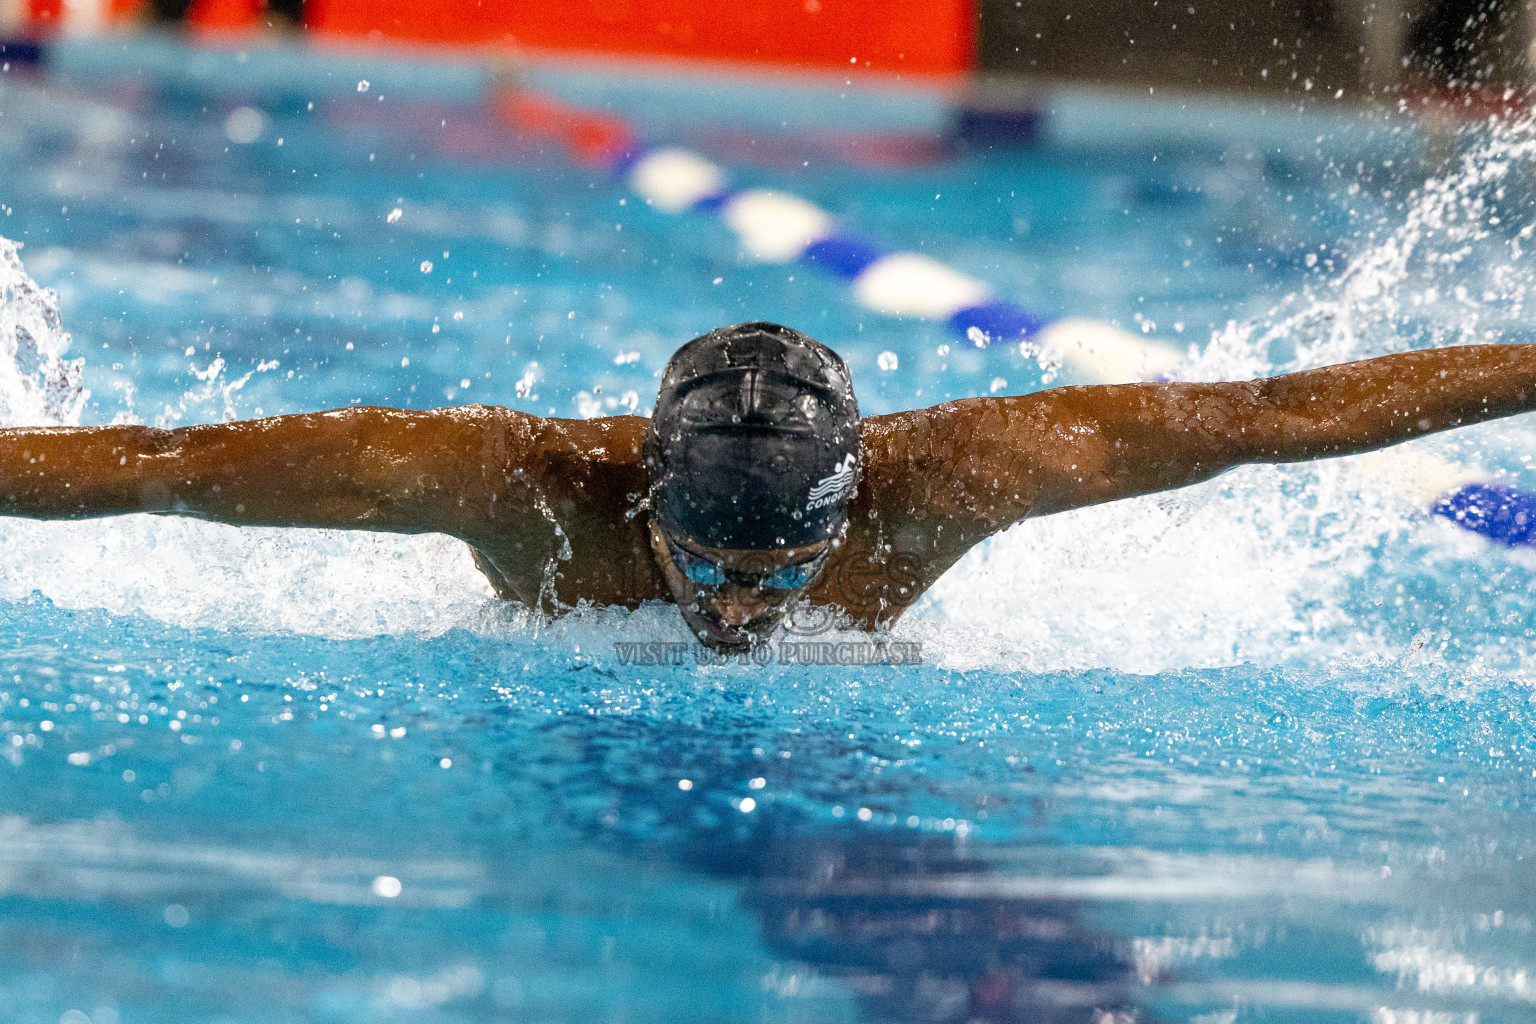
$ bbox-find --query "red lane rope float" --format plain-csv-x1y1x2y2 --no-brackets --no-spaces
488,90,638,169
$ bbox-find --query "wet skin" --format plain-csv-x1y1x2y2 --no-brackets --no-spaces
2,343,1536,645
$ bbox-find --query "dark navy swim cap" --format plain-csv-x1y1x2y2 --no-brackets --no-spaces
645,322,862,550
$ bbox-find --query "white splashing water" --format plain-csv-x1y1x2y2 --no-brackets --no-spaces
0,237,86,428
4,116,1536,666
0,237,498,638
925,115,1536,674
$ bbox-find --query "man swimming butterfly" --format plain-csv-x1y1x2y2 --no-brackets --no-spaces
0,320,1533,650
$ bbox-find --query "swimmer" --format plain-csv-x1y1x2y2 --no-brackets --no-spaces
1,320,1535,650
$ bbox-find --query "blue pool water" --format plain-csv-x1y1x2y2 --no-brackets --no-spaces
1,38,1535,1023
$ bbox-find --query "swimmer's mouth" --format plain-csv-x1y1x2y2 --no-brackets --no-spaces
690,609,783,652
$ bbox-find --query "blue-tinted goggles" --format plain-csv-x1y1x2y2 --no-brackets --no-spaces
669,544,825,592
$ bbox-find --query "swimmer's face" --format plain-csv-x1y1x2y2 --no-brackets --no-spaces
649,520,830,651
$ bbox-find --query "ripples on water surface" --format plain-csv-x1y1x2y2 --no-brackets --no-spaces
0,38,1534,1023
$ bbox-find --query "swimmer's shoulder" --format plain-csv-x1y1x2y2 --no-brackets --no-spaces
410,407,653,604
857,394,1060,497
407,404,648,476
843,396,1068,575
454,406,649,528
509,409,649,478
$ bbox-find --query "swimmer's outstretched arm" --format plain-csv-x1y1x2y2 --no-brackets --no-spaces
1029,345,1536,512
0,404,647,604
864,345,1536,572
0,405,538,539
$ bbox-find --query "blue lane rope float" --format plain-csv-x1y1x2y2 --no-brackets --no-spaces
1435,481,1536,546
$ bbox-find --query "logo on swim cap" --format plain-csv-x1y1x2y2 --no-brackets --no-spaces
806,453,857,511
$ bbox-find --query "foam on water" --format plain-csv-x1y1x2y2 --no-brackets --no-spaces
6,114,1536,678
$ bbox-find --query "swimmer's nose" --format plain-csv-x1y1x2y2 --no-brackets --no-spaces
712,588,768,627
